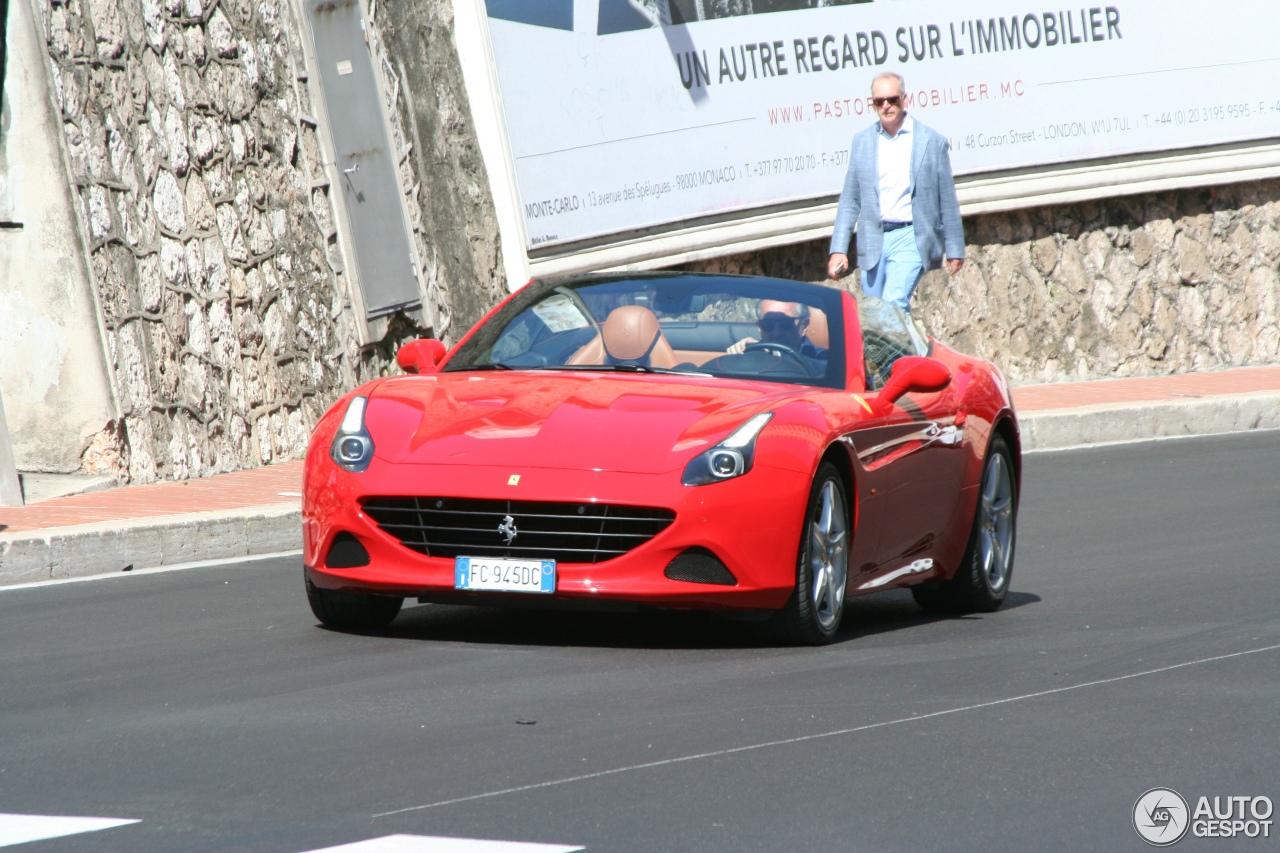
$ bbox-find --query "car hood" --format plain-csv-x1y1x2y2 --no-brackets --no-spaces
365,371,802,474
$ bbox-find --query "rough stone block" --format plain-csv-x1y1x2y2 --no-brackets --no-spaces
208,9,237,58
153,170,187,233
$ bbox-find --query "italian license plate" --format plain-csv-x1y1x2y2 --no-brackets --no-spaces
454,557,556,594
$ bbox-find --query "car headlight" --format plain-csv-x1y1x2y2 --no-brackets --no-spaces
681,413,773,486
330,396,375,473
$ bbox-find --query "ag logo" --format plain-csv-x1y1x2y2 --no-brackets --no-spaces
1134,788,1190,845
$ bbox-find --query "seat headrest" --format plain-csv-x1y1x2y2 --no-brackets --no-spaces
805,307,830,350
602,306,662,362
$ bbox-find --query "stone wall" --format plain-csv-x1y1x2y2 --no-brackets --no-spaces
683,179,1280,384
36,0,366,479
29,0,405,482
20,0,506,483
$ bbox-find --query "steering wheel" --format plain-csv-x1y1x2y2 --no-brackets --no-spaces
743,341,815,375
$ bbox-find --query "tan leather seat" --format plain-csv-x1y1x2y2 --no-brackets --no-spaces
567,306,679,368
805,307,830,350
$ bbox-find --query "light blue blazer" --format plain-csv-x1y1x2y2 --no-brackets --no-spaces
829,117,965,272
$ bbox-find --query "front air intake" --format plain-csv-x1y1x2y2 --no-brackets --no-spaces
326,531,370,568
361,497,675,565
664,548,737,585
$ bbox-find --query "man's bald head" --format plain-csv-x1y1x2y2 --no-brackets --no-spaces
757,300,810,323
756,300,810,347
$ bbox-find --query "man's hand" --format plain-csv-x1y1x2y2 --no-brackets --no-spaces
945,258,965,275
727,336,758,355
827,253,850,280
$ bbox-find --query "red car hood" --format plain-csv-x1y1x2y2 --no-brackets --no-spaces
365,371,799,474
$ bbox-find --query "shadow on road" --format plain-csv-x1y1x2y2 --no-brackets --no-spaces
841,588,1041,639
336,588,1043,650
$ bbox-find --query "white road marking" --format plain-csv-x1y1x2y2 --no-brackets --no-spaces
0,813,138,847
375,642,1280,818
298,835,581,853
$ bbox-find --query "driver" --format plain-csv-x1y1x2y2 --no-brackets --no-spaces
728,299,828,372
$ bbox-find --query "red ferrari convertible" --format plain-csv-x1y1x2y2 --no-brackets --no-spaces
303,273,1020,644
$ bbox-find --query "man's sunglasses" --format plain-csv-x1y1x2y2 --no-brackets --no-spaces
872,95,903,108
758,314,802,332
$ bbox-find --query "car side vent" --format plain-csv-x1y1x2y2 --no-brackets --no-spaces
664,548,737,586
326,532,371,568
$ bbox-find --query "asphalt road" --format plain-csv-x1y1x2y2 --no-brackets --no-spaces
2,431,1278,853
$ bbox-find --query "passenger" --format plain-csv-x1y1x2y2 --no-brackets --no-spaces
728,299,827,373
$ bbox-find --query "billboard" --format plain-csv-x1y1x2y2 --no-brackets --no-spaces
466,0,1280,263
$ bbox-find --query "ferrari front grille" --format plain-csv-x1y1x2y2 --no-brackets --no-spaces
361,497,675,564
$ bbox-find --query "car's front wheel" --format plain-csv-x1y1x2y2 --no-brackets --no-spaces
912,434,1017,614
305,575,403,631
758,461,850,645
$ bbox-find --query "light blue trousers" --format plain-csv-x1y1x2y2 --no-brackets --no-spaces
861,225,924,313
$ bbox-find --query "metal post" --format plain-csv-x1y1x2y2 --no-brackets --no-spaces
0,388,23,506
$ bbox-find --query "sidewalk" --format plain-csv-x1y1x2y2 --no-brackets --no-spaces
3,365,1279,586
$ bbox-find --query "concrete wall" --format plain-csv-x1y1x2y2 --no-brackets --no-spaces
0,0,120,474
369,0,507,335
682,180,1280,384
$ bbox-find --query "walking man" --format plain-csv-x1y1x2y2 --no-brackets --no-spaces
827,72,965,313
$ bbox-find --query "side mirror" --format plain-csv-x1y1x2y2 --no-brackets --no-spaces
396,339,447,375
874,356,951,410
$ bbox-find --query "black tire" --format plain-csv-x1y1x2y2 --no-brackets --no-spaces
912,434,1017,614
305,575,403,631
756,461,851,646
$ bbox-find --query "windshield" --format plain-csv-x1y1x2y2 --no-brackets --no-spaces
857,294,932,391
446,274,847,389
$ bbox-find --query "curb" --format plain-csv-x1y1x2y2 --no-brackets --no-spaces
2,392,1279,587
0,504,301,587
1019,391,1280,451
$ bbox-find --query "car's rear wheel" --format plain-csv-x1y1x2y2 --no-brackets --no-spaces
757,461,849,645
305,576,403,631
912,434,1016,614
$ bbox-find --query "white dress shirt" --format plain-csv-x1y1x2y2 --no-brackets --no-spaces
877,114,914,224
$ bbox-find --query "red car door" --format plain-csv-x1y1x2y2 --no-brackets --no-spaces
844,380,968,580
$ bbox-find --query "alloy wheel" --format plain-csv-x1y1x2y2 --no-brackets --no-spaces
978,452,1014,593
809,479,849,629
